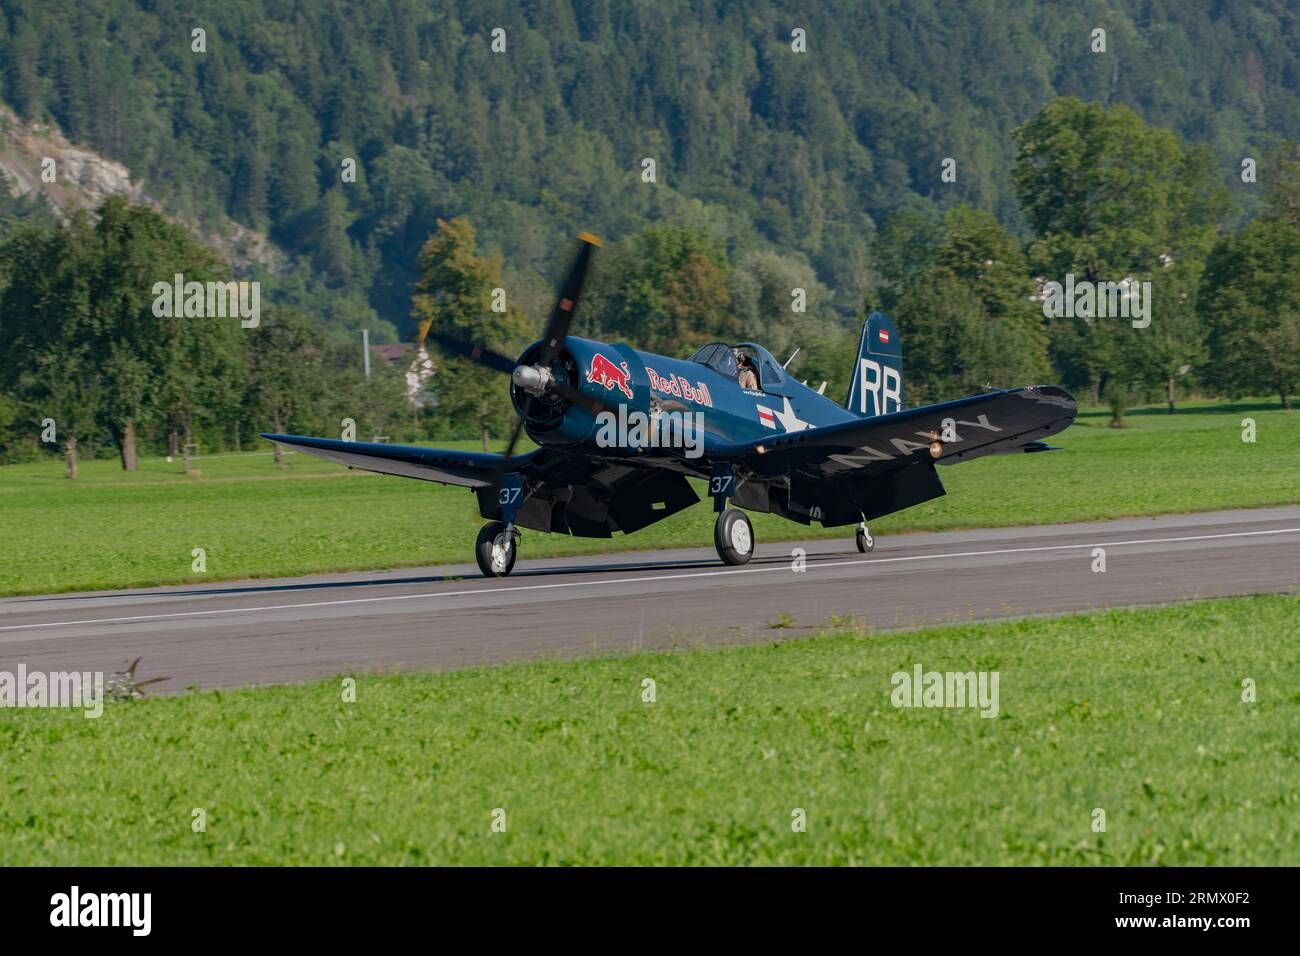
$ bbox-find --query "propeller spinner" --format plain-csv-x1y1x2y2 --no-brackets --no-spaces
426,232,607,491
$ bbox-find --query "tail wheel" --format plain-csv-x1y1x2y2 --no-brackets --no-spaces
856,523,875,553
475,521,518,577
714,508,754,566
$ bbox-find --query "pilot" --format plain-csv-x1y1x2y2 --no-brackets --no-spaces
735,349,759,390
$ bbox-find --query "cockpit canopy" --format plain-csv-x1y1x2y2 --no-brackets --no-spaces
687,342,787,389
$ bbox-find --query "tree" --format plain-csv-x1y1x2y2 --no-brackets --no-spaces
730,249,837,365
5,3,1299,338
1200,218,1300,408
1130,261,1205,413
1013,98,1228,411
868,209,942,313
893,276,996,404
246,312,326,464
1200,146,1300,409
931,205,1049,387
586,226,738,356
0,217,103,477
1248,311,1300,410
1262,141,1300,227
315,338,414,444
790,326,857,405
885,206,1048,403
88,197,231,470
411,218,528,450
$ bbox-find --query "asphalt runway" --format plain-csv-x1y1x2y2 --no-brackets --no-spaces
2,507,1296,692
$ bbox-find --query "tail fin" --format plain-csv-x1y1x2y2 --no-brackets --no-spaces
845,311,904,417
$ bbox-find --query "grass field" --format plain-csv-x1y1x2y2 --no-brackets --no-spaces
1,595,1296,865
0,399,1295,596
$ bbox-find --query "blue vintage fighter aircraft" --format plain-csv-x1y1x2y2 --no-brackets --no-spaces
264,234,1077,577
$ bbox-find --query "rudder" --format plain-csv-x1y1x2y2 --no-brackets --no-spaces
845,311,903,417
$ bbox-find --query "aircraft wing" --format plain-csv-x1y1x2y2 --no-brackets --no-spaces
261,433,520,487
717,386,1077,476
706,387,1076,527
260,433,700,538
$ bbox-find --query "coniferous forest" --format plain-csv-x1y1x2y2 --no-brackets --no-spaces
0,0,1297,464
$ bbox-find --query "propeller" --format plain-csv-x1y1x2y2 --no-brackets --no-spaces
426,232,607,494
537,233,599,364
424,334,517,376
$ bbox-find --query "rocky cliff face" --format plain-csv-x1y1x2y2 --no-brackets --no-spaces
0,105,283,272
1,104,147,210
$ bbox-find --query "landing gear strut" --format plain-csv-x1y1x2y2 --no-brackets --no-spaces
855,520,875,553
714,509,754,565
477,472,524,577
476,521,519,577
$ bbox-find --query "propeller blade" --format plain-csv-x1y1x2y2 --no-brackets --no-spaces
426,332,517,375
486,231,604,498
539,232,601,364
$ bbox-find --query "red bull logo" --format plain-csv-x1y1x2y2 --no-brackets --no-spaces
587,353,634,400
646,367,714,407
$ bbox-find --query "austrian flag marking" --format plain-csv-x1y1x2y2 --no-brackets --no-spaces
878,329,890,344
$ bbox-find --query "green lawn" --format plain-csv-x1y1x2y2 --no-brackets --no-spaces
0,399,1295,596
1,595,1295,865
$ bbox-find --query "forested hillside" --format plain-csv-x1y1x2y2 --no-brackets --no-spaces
1,2,1298,467
2,0,1297,338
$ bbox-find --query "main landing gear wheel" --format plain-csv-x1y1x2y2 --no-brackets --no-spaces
475,521,518,577
856,522,875,553
714,508,755,566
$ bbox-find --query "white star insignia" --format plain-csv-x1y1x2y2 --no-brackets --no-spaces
773,396,811,432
